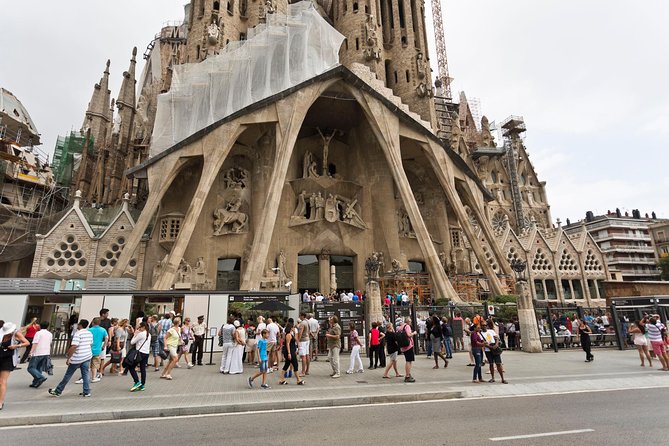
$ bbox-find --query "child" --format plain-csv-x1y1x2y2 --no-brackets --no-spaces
248,329,270,389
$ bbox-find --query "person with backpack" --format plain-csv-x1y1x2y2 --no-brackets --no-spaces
441,316,453,359
147,316,161,371
398,317,417,382
429,316,448,369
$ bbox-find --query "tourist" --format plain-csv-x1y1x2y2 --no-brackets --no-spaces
399,317,417,382
219,316,236,374
325,316,341,378
81,318,108,383
382,323,403,378
27,321,52,388
463,317,475,366
148,315,162,371
630,320,652,367
308,313,319,361
267,317,280,370
99,309,112,355
255,316,267,365
368,322,382,369
177,317,194,368
470,324,485,383
158,313,173,367
100,318,119,376
191,315,206,366
377,320,387,368
578,319,594,362
161,317,181,380
346,322,364,374
417,317,427,353
135,311,145,330
429,316,448,369
497,318,507,349
245,320,257,365
646,317,668,371
278,320,304,385
482,321,507,383
229,320,246,374
128,321,151,392
452,312,464,352
48,319,93,398
441,316,453,359
248,329,270,389
116,319,131,375
1,321,29,409
297,313,311,376
19,318,39,364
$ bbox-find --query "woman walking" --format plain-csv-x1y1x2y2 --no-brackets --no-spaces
430,316,448,369
578,319,594,362
228,320,246,374
161,317,181,380
646,317,669,371
0,321,29,410
483,321,507,383
382,323,403,378
470,324,485,383
128,322,151,391
219,316,236,374
19,318,39,364
177,317,194,369
347,322,364,374
630,320,652,367
278,320,304,385
368,322,382,369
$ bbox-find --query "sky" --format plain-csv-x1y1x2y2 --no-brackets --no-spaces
1,1,667,223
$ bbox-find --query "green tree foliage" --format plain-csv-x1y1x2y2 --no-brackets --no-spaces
658,257,669,280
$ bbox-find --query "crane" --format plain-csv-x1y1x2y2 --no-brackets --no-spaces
430,0,452,99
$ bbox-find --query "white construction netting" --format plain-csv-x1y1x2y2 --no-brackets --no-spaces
150,1,344,156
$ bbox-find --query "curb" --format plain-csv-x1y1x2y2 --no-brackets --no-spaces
0,390,463,427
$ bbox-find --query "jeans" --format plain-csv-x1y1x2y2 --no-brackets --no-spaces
27,355,49,384
56,360,91,395
328,346,340,375
427,337,433,357
348,345,363,372
443,337,453,357
129,352,149,385
472,348,483,381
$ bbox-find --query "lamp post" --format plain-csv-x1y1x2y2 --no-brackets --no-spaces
510,259,542,353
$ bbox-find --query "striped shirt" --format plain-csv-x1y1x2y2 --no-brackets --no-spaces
70,329,93,364
646,322,663,342
159,318,173,336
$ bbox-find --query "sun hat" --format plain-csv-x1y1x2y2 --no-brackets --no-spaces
0,322,17,337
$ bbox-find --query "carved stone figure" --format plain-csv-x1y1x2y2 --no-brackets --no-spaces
365,14,378,47
134,94,150,144
316,127,340,176
416,52,426,79
292,190,307,218
222,167,249,189
152,254,168,286
374,251,385,273
178,258,192,283
342,198,366,228
481,116,494,147
398,208,414,237
303,151,319,178
309,193,317,220
314,192,325,220
330,265,337,294
213,198,248,235
439,251,447,270
265,0,276,15
365,253,380,280
277,249,291,280
450,111,461,148
325,193,338,223
193,256,207,284
416,82,428,98
207,22,220,45
391,258,402,273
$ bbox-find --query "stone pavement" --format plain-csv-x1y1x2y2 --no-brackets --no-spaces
1,349,668,427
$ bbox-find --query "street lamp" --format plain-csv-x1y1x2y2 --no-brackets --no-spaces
510,259,527,283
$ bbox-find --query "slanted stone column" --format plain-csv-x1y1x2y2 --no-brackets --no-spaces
517,280,542,353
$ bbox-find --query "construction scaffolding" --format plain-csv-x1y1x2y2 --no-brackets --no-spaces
52,131,95,189
379,272,433,304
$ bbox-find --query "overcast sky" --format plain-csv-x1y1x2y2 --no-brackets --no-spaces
1,1,667,222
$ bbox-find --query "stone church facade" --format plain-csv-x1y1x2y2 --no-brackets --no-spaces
28,0,608,305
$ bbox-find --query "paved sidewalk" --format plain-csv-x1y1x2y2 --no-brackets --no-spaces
1,349,667,426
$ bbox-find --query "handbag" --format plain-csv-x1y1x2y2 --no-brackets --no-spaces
123,336,148,368
110,350,122,364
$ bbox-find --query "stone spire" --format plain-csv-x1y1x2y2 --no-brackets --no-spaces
81,60,112,148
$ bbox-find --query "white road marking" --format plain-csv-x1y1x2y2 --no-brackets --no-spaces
0,386,666,430
490,429,594,441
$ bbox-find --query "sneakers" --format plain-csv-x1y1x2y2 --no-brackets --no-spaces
247,377,254,388
356,369,364,373
35,377,47,388
130,382,142,392
91,377,101,383
260,384,271,389
346,370,354,374
79,392,92,397
96,373,102,380
75,378,84,384
48,388,61,397
331,373,341,378
187,363,194,369
404,376,416,383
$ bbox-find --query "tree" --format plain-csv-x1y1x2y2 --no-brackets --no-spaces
658,257,669,281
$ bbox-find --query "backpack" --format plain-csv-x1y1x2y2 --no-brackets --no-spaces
396,325,410,348
148,323,159,340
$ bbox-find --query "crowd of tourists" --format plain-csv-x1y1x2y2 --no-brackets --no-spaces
2,307,669,410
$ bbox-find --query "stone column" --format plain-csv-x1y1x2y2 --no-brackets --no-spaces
516,280,542,353
319,253,330,296
365,279,383,329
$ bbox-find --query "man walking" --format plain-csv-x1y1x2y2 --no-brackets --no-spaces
266,318,280,370
49,319,94,397
297,313,310,376
80,318,107,384
191,315,206,366
325,316,341,378
308,313,319,361
27,321,52,388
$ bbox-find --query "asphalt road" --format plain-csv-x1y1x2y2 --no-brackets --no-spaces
1,388,666,445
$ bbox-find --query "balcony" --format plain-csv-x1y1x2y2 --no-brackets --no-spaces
592,233,651,242
600,246,655,254
606,257,658,265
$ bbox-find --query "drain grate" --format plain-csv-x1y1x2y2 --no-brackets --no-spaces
356,380,368,384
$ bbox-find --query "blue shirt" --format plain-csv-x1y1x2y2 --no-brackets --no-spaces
88,325,108,356
257,339,268,361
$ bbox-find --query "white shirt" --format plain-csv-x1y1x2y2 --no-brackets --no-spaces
256,322,267,340
302,292,310,302
417,320,426,334
70,329,93,364
482,329,497,352
32,329,53,356
131,330,152,354
267,322,280,343
315,294,324,302
308,318,319,334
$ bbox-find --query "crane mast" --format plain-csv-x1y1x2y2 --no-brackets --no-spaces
430,0,452,99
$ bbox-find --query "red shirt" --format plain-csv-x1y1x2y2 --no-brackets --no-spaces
370,328,380,345
26,324,38,339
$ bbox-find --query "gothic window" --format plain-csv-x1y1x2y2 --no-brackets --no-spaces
491,170,498,183
531,248,552,272
450,229,461,248
405,70,410,82
46,235,87,270
506,246,521,264
584,249,603,272
355,38,359,50
98,236,132,270
213,1,220,10
159,214,184,244
558,249,578,273
398,0,406,28
353,2,358,12
492,211,507,233
227,0,234,15
465,206,479,230
239,0,247,17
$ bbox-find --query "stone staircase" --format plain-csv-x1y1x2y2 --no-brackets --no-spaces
349,63,434,133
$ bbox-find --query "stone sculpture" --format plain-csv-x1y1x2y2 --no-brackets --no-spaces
213,198,248,235
416,52,426,79
292,190,307,218
178,258,192,283
303,151,320,178
391,258,402,273
222,167,249,189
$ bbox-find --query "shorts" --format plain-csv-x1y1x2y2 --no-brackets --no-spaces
167,346,179,358
259,360,269,373
402,347,415,362
151,341,161,356
267,342,276,353
388,352,398,362
650,341,665,357
91,356,101,370
485,351,503,365
298,341,310,356
0,354,15,372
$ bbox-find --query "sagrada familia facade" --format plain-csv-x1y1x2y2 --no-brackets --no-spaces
29,0,608,304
